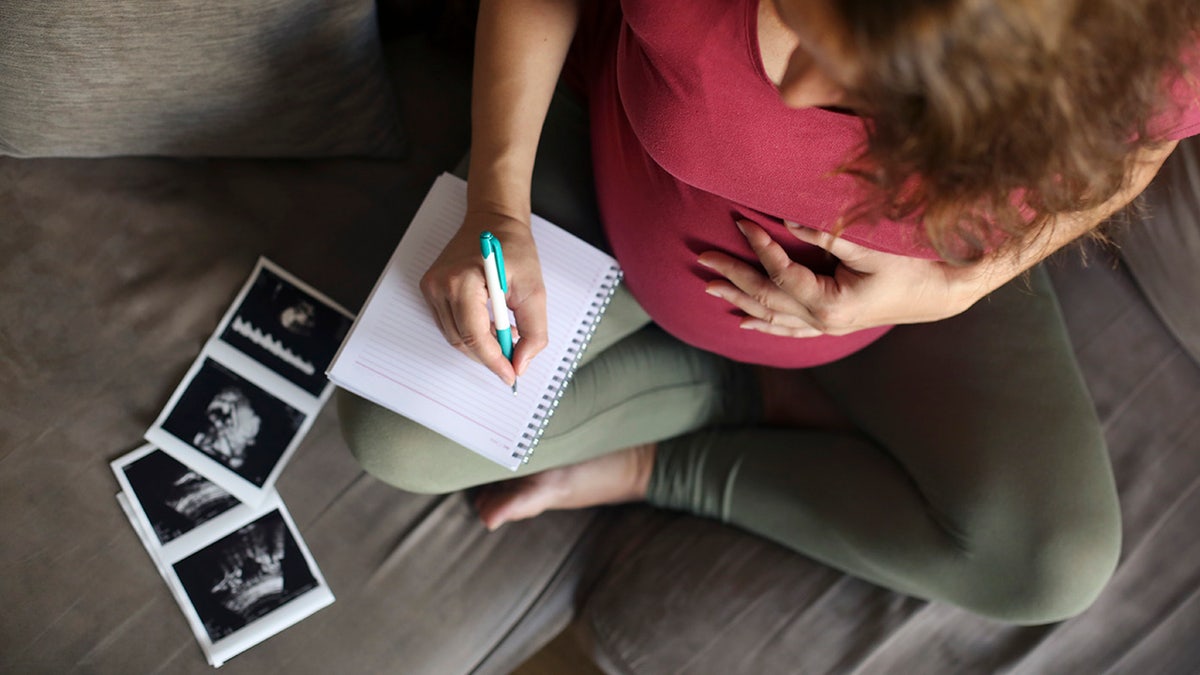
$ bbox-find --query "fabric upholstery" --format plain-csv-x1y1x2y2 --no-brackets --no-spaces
0,153,597,673
0,37,597,674
0,0,402,158
1117,136,1200,364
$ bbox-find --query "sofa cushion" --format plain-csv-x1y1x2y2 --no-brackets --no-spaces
0,0,402,158
0,35,600,674
0,156,596,674
1116,135,1200,364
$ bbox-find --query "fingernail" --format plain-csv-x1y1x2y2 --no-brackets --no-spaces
735,220,748,235
784,219,803,230
697,257,714,269
705,287,722,298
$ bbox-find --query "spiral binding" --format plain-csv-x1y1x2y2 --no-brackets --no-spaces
511,267,624,463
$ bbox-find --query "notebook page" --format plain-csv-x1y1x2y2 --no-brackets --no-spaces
328,174,619,469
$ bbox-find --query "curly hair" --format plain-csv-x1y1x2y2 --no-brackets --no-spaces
832,0,1200,262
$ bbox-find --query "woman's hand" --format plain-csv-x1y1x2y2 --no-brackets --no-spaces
698,219,993,336
420,0,582,386
420,213,549,385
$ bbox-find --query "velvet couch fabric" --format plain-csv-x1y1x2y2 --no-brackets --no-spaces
1,38,592,674
1118,139,1200,364
0,0,402,158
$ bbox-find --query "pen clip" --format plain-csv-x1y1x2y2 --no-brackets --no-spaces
480,231,508,293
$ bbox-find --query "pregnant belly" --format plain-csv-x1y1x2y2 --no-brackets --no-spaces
589,105,890,367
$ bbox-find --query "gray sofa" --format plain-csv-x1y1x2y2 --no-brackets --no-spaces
4,4,1200,674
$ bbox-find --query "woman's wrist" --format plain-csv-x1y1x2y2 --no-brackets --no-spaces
465,158,535,225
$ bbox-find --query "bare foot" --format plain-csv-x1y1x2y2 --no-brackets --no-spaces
473,443,656,531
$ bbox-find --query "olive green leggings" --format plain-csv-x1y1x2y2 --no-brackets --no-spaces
337,90,1120,625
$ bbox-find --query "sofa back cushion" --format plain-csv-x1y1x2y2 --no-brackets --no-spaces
1119,136,1200,365
0,0,402,158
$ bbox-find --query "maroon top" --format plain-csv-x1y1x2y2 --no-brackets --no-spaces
570,0,1200,367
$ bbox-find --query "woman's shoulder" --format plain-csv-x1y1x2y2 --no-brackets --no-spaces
619,0,749,42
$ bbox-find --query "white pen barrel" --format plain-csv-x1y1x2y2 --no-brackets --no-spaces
483,256,511,330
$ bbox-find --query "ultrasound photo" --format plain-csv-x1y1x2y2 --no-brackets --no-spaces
161,358,305,487
173,510,318,642
122,449,241,544
219,265,353,397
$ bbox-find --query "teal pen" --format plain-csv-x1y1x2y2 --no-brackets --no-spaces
480,232,518,395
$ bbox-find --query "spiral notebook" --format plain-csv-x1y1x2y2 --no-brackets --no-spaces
327,173,622,470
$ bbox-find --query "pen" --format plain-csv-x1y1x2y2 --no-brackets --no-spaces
480,232,518,395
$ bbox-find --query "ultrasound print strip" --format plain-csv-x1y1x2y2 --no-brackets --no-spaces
118,447,241,545
173,509,318,643
160,358,306,488
218,261,354,398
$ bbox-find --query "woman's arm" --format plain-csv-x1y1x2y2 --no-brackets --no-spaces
701,140,1180,337
421,0,583,384
466,0,582,226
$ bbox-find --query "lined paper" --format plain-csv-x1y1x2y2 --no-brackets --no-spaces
328,174,620,469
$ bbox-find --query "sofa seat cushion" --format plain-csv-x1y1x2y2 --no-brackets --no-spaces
0,149,600,673
0,0,401,158
0,36,596,674
1117,135,1200,365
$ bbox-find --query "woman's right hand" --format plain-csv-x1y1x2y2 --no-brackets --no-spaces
420,212,549,386
428,0,579,385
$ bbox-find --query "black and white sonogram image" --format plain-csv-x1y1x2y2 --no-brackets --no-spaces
173,510,318,641
122,449,241,544
161,358,305,487
219,266,352,397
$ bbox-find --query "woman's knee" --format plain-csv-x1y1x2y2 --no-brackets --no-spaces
959,486,1121,624
336,389,480,495
990,520,1119,624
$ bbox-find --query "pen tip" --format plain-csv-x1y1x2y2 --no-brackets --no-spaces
512,380,518,395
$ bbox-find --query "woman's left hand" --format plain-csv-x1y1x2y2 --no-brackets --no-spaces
698,219,995,337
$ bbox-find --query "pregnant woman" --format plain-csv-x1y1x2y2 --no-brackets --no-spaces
339,0,1200,623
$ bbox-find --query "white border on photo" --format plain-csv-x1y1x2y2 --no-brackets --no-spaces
140,491,333,668
116,492,178,589
212,257,354,403
145,352,318,507
117,492,222,666
203,340,323,414
111,444,258,562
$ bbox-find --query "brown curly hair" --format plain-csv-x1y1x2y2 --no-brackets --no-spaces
833,0,1200,262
